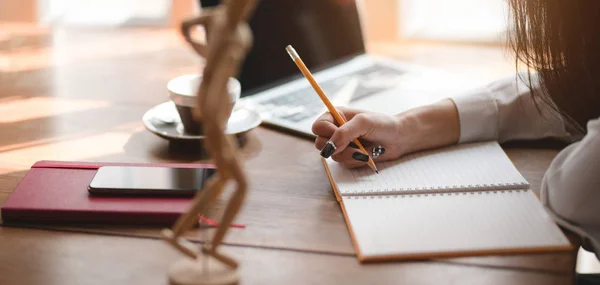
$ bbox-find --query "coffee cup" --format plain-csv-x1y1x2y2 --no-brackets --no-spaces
168,74,241,135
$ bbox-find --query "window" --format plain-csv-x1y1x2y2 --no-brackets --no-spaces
398,0,509,43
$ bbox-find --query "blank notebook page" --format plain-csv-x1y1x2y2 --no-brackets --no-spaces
326,141,529,196
343,190,571,260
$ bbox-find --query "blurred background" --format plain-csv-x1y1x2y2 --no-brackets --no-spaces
0,0,508,43
0,0,514,95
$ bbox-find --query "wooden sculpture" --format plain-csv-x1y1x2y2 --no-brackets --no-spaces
162,1,257,284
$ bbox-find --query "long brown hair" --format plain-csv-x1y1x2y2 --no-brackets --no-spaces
508,0,600,131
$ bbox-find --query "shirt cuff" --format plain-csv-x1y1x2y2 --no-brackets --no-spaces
450,87,499,143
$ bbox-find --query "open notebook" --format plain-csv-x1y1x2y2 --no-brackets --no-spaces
323,141,572,262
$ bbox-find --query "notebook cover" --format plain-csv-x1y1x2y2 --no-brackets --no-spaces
320,158,573,262
1,160,214,225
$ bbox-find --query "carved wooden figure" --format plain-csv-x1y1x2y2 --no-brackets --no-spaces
162,1,257,284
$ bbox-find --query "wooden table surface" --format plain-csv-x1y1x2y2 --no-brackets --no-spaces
0,25,575,285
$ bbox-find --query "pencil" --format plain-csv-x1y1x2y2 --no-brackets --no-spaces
285,45,379,173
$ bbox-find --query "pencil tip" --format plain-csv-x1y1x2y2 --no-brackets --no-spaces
376,171,379,174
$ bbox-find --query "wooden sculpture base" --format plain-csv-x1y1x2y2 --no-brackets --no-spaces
168,256,239,285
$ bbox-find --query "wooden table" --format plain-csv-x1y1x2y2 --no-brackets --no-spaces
0,25,576,285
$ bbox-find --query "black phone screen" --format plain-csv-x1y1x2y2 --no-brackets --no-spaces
88,166,216,197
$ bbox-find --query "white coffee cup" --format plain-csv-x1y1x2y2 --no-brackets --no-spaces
167,74,241,134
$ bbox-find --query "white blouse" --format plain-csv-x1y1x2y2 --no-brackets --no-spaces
451,73,600,260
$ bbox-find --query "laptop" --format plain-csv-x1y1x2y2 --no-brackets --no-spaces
201,0,476,138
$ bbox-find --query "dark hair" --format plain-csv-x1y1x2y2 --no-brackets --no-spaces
508,0,600,131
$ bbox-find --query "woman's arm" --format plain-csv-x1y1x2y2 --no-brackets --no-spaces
540,118,600,259
451,72,583,143
312,73,584,166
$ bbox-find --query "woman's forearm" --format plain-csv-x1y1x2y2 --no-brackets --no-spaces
395,99,461,154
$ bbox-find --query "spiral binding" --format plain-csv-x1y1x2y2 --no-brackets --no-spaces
345,189,529,200
341,181,530,198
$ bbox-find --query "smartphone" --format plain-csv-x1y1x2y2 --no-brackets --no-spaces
88,166,216,197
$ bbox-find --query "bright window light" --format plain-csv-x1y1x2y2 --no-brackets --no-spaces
398,0,509,43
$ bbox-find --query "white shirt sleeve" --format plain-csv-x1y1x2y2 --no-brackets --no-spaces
450,72,583,143
540,118,600,259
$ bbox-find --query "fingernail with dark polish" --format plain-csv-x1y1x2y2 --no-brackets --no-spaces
352,152,369,162
348,142,359,149
320,141,336,158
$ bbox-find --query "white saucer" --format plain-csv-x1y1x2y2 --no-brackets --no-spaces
143,101,262,141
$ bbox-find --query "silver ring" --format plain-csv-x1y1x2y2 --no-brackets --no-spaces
372,145,385,158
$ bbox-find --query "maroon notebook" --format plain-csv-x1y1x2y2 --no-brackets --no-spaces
1,160,214,225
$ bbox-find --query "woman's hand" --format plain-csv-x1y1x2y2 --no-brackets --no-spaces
312,108,408,168
311,99,462,168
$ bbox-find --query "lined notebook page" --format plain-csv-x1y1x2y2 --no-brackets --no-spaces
342,190,571,260
326,141,528,196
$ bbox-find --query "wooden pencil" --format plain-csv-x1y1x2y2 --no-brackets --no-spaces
285,45,378,173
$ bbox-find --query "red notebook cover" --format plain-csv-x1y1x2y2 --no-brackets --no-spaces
1,160,214,225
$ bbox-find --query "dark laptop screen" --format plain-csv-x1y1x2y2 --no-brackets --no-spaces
199,0,365,97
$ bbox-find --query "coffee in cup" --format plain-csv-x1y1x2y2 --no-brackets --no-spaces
168,74,241,135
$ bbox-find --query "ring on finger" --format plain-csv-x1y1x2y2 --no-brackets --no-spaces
372,145,385,158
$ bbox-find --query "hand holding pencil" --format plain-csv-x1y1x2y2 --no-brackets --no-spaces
286,45,379,173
